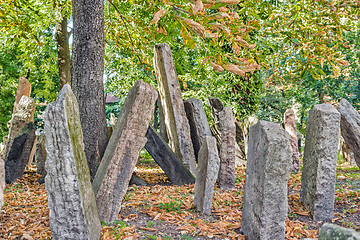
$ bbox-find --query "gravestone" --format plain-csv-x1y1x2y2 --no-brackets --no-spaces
284,109,300,172
337,98,360,168
300,104,340,221
93,80,157,222
5,96,35,157
241,120,292,240
319,223,360,240
12,76,31,117
184,98,212,160
5,122,36,184
218,107,236,190
0,156,4,209
194,136,220,215
154,43,197,176
36,134,47,177
145,126,195,185
44,84,101,240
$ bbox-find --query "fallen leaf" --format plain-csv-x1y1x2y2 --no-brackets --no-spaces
192,0,203,14
150,9,166,25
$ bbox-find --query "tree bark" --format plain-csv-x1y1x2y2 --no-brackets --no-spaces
71,0,108,180
55,15,71,89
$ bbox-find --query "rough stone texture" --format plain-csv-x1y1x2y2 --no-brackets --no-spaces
93,80,158,222
300,104,340,221
194,136,220,215
6,96,35,157
337,98,360,168
184,98,212,160
241,120,292,240
154,43,197,176
5,122,36,184
145,126,195,185
12,76,31,117
36,134,47,177
44,84,101,240
318,223,360,240
284,109,300,172
0,155,4,209
218,107,236,190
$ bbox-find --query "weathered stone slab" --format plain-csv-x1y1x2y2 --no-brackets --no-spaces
0,156,4,209
318,223,360,240
218,107,236,190
12,76,31,117
5,122,36,184
44,84,101,240
154,43,197,176
145,126,195,185
184,98,212,160
337,98,360,168
6,96,35,157
194,136,220,215
36,134,47,177
284,109,300,172
300,104,340,221
241,120,292,240
93,80,157,222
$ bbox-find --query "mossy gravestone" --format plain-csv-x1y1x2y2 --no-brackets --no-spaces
44,84,100,240
93,80,158,223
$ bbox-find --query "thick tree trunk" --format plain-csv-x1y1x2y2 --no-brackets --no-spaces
71,0,108,180
55,16,71,89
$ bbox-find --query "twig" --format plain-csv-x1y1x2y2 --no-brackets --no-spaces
107,0,155,81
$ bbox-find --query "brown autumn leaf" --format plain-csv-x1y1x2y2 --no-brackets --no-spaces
183,18,206,38
192,0,203,14
233,42,240,55
235,35,256,49
242,61,261,72
150,9,166,25
202,55,211,65
210,61,224,73
225,64,246,77
219,0,240,4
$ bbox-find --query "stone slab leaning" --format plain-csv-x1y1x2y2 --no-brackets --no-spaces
284,108,300,172
93,80,158,223
337,98,360,168
154,43,197,176
194,136,220,215
44,84,101,240
300,104,340,221
241,120,292,240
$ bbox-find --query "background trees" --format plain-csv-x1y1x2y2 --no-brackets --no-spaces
0,0,359,140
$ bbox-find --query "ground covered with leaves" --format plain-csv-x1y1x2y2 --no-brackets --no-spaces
0,158,359,239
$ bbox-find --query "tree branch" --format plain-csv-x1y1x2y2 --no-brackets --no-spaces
107,0,155,81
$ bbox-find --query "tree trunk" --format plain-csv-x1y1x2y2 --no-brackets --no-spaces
71,0,108,180
55,16,71,89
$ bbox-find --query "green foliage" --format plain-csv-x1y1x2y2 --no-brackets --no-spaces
158,195,184,213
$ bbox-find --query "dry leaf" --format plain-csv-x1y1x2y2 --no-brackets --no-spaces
193,0,203,14
225,64,245,77
210,61,224,73
183,18,206,38
150,9,166,25
219,0,240,4
202,56,211,65
235,36,256,48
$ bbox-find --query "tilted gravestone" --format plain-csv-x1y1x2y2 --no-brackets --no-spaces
194,136,220,215
93,80,157,222
5,95,35,158
300,104,340,221
241,120,292,240
154,43,197,176
36,134,47,177
145,126,195,185
44,84,101,240
318,223,360,240
184,98,212,160
207,98,236,189
284,109,300,172
5,122,36,184
218,107,236,190
12,76,31,117
337,98,360,168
